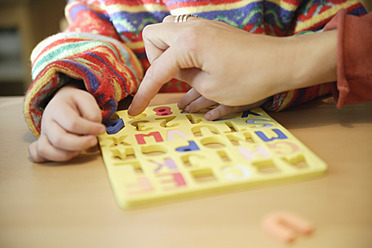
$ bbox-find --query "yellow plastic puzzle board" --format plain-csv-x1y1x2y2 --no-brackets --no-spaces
98,104,327,209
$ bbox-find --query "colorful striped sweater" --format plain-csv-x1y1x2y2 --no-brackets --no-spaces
24,0,367,137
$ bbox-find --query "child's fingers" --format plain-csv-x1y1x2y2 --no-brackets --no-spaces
44,119,98,152
29,141,47,163
29,135,80,163
51,106,105,135
73,91,103,123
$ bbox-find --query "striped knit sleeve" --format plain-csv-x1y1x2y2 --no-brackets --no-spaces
262,0,367,112
24,0,143,137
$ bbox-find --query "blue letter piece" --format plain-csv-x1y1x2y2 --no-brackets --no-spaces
106,118,125,135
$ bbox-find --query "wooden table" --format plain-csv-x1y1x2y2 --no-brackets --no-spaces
1,94,371,248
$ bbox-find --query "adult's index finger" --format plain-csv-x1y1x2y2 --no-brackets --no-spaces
128,46,181,116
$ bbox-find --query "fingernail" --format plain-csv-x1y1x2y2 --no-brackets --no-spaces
177,101,185,110
205,112,213,120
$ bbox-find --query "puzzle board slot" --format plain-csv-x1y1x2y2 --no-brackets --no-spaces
217,150,231,162
223,121,239,133
185,114,202,124
191,125,220,137
200,136,226,149
180,153,205,168
113,161,143,174
131,120,152,131
111,147,136,160
190,168,217,183
155,116,178,128
140,144,167,156
282,154,309,170
107,135,130,146
252,159,281,174
243,132,256,144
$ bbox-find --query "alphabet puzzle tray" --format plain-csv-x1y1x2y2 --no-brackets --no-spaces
98,104,327,209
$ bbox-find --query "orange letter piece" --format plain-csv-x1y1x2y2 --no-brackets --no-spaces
261,211,314,243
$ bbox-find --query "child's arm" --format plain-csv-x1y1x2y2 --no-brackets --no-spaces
24,0,145,139
24,0,159,162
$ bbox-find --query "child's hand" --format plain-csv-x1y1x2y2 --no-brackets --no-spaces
28,85,106,163
178,88,269,120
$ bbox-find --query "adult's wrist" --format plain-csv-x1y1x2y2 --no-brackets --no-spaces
286,30,338,91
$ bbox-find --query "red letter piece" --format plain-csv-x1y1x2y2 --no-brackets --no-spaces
135,131,164,145
153,106,173,116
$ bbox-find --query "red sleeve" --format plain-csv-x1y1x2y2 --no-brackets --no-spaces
324,9,372,108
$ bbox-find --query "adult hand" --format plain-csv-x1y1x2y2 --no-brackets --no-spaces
178,88,268,120
128,16,290,116
28,85,106,162
128,15,337,116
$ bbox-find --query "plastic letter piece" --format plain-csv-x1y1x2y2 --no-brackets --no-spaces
255,129,288,142
106,118,125,135
239,146,271,160
157,173,187,191
152,158,178,173
261,211,314,243
153,106,173,116
176,141,200,152
167,129,191,141
135,132,164,145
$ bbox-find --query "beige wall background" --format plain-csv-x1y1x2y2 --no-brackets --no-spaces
0,0,66,95
360,0,372,11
